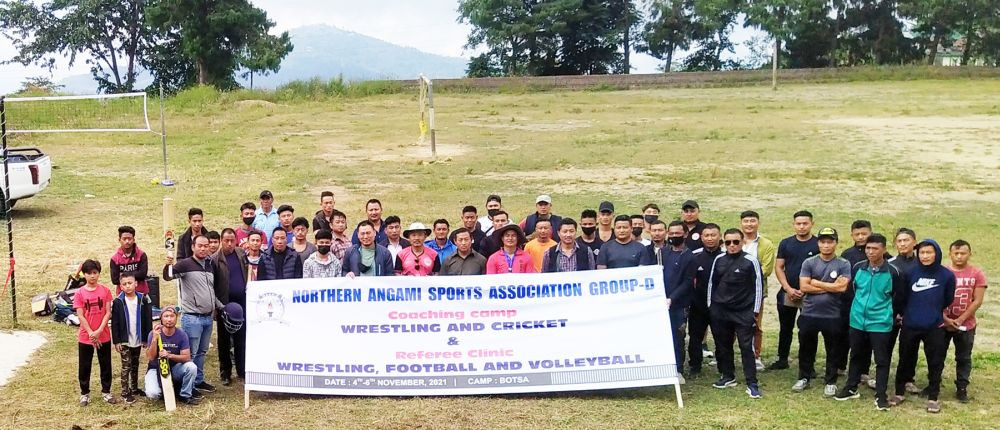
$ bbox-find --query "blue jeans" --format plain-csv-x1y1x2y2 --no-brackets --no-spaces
181,313,214,384
144,362,197,398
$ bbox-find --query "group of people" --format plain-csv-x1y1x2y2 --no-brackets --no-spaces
74,190,987,414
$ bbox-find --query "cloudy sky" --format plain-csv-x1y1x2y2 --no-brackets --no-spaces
0,0,752,94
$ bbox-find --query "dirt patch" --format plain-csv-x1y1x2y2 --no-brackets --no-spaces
813,115,1000,168
459,119,593,132
235,100,278,109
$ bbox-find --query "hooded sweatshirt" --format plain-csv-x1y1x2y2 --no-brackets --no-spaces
900,239,956,331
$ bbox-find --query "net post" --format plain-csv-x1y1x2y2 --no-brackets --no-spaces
421,75,436,157
159,84,174,186
0,97,17,327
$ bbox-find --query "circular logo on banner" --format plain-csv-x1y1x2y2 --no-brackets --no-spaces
692,233,700,241
830,270,838,278
257,292,285,322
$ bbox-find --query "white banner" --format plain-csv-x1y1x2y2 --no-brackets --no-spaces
244,266,678,397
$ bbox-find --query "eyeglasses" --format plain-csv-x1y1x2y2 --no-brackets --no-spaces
724,240,741,246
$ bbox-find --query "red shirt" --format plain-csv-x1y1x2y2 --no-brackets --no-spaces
947,265,988,330
395,247,440,276
73,284,113,344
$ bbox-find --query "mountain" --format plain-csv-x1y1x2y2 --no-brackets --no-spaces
57,24,468,93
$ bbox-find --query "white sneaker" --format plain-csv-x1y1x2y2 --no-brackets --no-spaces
755,359,765,371
79,394,90,407
792,378,810,392
824,384,838,396
867,378,877,390
702,348,714,359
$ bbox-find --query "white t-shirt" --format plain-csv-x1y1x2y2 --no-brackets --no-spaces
124,295,141,347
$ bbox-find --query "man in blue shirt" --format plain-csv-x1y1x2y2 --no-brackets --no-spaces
426,218,457,263
252,190,280,246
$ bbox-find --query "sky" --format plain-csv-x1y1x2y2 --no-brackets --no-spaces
0,0,754,95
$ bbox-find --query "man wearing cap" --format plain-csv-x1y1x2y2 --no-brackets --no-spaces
520,195,563,237
478,195,516,237
143,306,200,405
681,200,708,251
597,215,646,269
378,215,409,262
524,218,558,272
792,227,852,396
395,223,441,276
443,228,487,275
486,224,536,274
597,201,615,243
253,191,280,246
343,221,395,277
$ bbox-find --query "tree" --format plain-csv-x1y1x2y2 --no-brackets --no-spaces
899,0,957,65
145,0,292,89
17,76,64,95
639,0,695,72
684,0,740,71
840,1,920,65
0,0,149,93
608,0,641,73
458,0,534,75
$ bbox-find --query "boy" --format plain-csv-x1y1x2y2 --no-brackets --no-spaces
110,272,153,404
74,259,115,406
944,240,988,403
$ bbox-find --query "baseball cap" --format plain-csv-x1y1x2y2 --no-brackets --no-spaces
486,194,501,204
536,194,552,204
682,200,699,210
599,201,614,213
259,190,273,200
818,227,838,241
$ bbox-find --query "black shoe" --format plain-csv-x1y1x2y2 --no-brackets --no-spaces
190,389,205,400
875,398,890,411
918,387,930,398
689,369,702,379
221,376,232,386
132,389,145,397
957,388,970,403
195,381,216,393
834,387,860,401
766,360,789,371
180,396,201,405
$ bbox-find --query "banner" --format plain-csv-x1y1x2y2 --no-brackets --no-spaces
244,266,678,397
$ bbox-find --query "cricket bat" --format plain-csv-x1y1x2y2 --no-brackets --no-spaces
157,333,177,412
163,197,176,278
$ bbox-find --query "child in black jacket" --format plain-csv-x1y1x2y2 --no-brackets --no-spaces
110,272,153,404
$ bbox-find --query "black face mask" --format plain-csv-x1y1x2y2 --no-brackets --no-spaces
242,216,255,226
632,227,644,237
581,226,596,236
317,245,331,255
644,215,659,224
668,236,685,247
487,209,500,218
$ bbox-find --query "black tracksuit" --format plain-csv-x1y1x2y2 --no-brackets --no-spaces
708,251,764,384
682,246,722,373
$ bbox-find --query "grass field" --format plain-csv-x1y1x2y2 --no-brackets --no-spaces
1,77,999,429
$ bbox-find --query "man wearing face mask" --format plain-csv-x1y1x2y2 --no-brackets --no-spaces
576,209,603,256
236,202,267,251
631,215,650,246
642,203,661,241
303,230,342,278
648,220,694,375
478,195,516,237
681,224,724,377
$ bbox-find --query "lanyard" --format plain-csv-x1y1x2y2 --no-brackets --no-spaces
504,251,516,273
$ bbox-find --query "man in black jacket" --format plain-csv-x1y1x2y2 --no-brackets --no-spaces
257,228,303,280
177,208,208,260
708,228,764,399
682,223,723,377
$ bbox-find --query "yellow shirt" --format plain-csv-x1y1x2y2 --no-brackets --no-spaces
524,239,557,272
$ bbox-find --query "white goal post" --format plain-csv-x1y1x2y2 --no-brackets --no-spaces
3,92,152,134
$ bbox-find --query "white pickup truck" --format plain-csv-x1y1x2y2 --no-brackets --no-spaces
3,147,51,208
